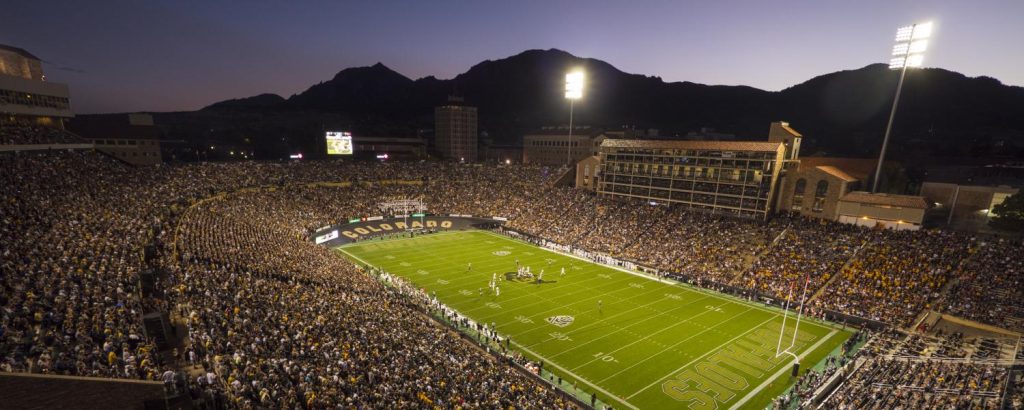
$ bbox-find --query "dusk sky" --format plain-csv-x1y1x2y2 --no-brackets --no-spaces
7,0,1024,114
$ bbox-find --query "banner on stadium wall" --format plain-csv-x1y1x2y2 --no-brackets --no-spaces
367,216,384,221
492,216,508,221
449,214,473,218
314,230,339,244
313,216,504,246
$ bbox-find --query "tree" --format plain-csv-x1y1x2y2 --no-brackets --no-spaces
989,193,1024,232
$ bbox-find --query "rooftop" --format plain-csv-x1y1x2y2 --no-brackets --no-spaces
816,165,858,182
0,44,40,61
601,139,782,152
839,191,929,209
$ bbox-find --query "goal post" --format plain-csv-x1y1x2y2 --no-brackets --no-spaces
379,198,427,231
775,275,810,375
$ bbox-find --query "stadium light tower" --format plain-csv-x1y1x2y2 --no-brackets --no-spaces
565,70,584,166
873,21,933,193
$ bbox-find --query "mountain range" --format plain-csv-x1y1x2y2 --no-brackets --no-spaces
144,48,1024,161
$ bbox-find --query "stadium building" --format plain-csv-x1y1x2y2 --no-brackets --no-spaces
69,113,163,165
0,44,74,127
434,97,478,162
523,125,606,165
595,139,786,219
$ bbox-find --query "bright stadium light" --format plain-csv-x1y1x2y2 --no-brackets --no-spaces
564,70,584,166
565,71,584,100
873,21,933,193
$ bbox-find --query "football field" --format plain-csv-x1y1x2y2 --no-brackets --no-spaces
337,230,852,409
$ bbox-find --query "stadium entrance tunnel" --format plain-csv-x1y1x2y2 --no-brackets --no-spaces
311,215,506,246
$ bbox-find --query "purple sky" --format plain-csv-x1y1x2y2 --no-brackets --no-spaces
7,0,1023,114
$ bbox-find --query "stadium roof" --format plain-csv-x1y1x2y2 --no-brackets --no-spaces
816,165,858,182
779,123,802,137
601,139,782,152
0,44,41,61
525,126,605,137
68,115,161,140
839,191,929,209
799,157,887,181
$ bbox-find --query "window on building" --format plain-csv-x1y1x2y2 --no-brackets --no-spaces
792,178,806,210
812,180,829,212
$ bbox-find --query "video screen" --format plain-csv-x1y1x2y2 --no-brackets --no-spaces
326,131,353,155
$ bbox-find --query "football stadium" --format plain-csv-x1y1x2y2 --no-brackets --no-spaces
4,4,1024,410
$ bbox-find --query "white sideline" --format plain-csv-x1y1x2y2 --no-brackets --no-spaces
728,329,839,410
512,340,641,410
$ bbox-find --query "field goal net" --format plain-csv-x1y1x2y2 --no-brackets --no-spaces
776,275,810,376
379,199,427,231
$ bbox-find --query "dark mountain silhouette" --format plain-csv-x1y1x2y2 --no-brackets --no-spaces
153,48,1023,161
203,93,285,111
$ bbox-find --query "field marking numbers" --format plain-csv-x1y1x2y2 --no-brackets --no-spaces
665,293,682,300
704,305,724,313
728,329,838,410
592,351,620,364
598,273,612,279
459,289,473,296
416,269,429,276
436,279,450,285
399,261,411,267
629,282,645,289
548,331,573,341
514,315,534,324
485,302,502,309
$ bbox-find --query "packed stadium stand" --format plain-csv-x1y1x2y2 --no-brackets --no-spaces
2,127,1022,408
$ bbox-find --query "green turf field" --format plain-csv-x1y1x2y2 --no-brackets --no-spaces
337,230,852,410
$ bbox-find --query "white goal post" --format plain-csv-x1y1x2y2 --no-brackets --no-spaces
776,275,810,375
379,199,427,231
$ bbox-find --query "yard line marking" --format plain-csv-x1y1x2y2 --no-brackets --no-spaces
625,315,778,400
554,299,736,361
567,302,749,370
728,329,839,410
484,230,837,333
511,340,640,410
519,293,712,349
595,306,759,383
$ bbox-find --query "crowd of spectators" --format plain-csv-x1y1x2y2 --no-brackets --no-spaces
735,215,865,301
942,237,1024,332
0,123,85,145
173,191,572,408
620,207,776,284
824,357,1008,409
812,230,970,328
3,128,1022,407
1,152,162,379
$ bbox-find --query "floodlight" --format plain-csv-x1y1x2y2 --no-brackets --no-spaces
912,22,933,40
565,71,584,100
874,21,935,193
908,40,928,54
889,21,932,69
895,26,914,42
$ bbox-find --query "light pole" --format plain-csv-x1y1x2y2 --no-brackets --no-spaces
873,21,933,193
565,70,584,167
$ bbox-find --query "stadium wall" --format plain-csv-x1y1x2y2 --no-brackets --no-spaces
312,215,505,246
0,372,166,409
